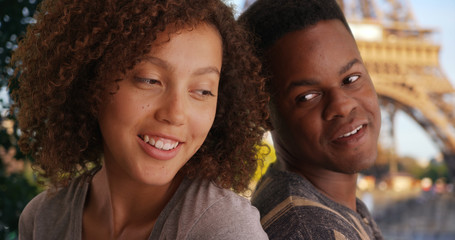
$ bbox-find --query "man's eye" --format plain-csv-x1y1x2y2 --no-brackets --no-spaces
343,75,360,85
296,92,318,103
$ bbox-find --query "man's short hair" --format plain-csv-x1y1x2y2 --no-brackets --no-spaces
239,0,351,56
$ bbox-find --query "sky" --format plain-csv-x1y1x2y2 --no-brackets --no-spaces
228,0,455,163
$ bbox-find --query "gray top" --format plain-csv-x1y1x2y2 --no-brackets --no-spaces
252,163,383,240
19,172,268,240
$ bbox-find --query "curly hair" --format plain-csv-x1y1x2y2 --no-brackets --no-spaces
10,0,269,193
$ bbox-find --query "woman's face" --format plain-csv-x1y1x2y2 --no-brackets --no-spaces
98,23,222,187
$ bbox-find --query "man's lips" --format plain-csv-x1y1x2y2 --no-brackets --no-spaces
338,125,364,139
331,121,368,143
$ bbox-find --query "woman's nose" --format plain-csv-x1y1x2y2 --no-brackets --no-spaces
155,91,186,126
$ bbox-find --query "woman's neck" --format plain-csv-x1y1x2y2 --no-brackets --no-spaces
82,166,183,239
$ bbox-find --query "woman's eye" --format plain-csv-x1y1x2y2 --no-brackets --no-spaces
190,89,216,100
296,92,318,103
343,75,360,85
134,77,161,86
195,89,215,97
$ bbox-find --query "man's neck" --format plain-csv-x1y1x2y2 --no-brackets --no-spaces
277,159,359,211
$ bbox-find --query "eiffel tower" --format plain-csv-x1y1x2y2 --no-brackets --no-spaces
242,0,455,177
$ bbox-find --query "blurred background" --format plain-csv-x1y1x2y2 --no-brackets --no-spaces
1,1,43,239
1,0,454,239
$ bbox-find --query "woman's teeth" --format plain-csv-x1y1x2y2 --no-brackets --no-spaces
143,135,179,150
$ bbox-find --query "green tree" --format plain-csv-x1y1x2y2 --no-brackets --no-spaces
1,0,41,85
420,159,450,183
0,0,42,239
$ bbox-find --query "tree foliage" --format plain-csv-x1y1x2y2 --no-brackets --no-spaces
0,0,42,238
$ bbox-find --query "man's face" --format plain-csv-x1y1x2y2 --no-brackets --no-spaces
267,19,381,175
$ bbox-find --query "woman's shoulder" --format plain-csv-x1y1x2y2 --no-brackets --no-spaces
19,189,48,230
22,174,89,213
18,174,90,239
180,178,257,215
157,178,268,239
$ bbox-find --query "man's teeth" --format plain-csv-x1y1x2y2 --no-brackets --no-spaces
143,135,179,150
341,125,363,138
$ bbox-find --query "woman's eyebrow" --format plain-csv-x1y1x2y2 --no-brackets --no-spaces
193,66,220,77
140,56,219,76
141,56,172,71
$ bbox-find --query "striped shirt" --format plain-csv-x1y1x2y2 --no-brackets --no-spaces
252,163,383,240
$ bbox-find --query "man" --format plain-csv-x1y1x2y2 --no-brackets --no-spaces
239,0,384,239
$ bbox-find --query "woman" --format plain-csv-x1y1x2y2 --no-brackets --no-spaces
10,0,269,239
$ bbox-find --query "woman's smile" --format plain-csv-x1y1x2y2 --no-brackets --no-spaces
98,22,222,186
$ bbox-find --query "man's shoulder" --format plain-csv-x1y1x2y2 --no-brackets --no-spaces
259,194,372,240
251,164,318,216
251,166,375,240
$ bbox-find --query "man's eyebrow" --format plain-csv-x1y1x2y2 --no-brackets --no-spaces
338,58,360,76
286,78,318,95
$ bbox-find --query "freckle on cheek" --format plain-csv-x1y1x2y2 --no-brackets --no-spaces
141,104,151,110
